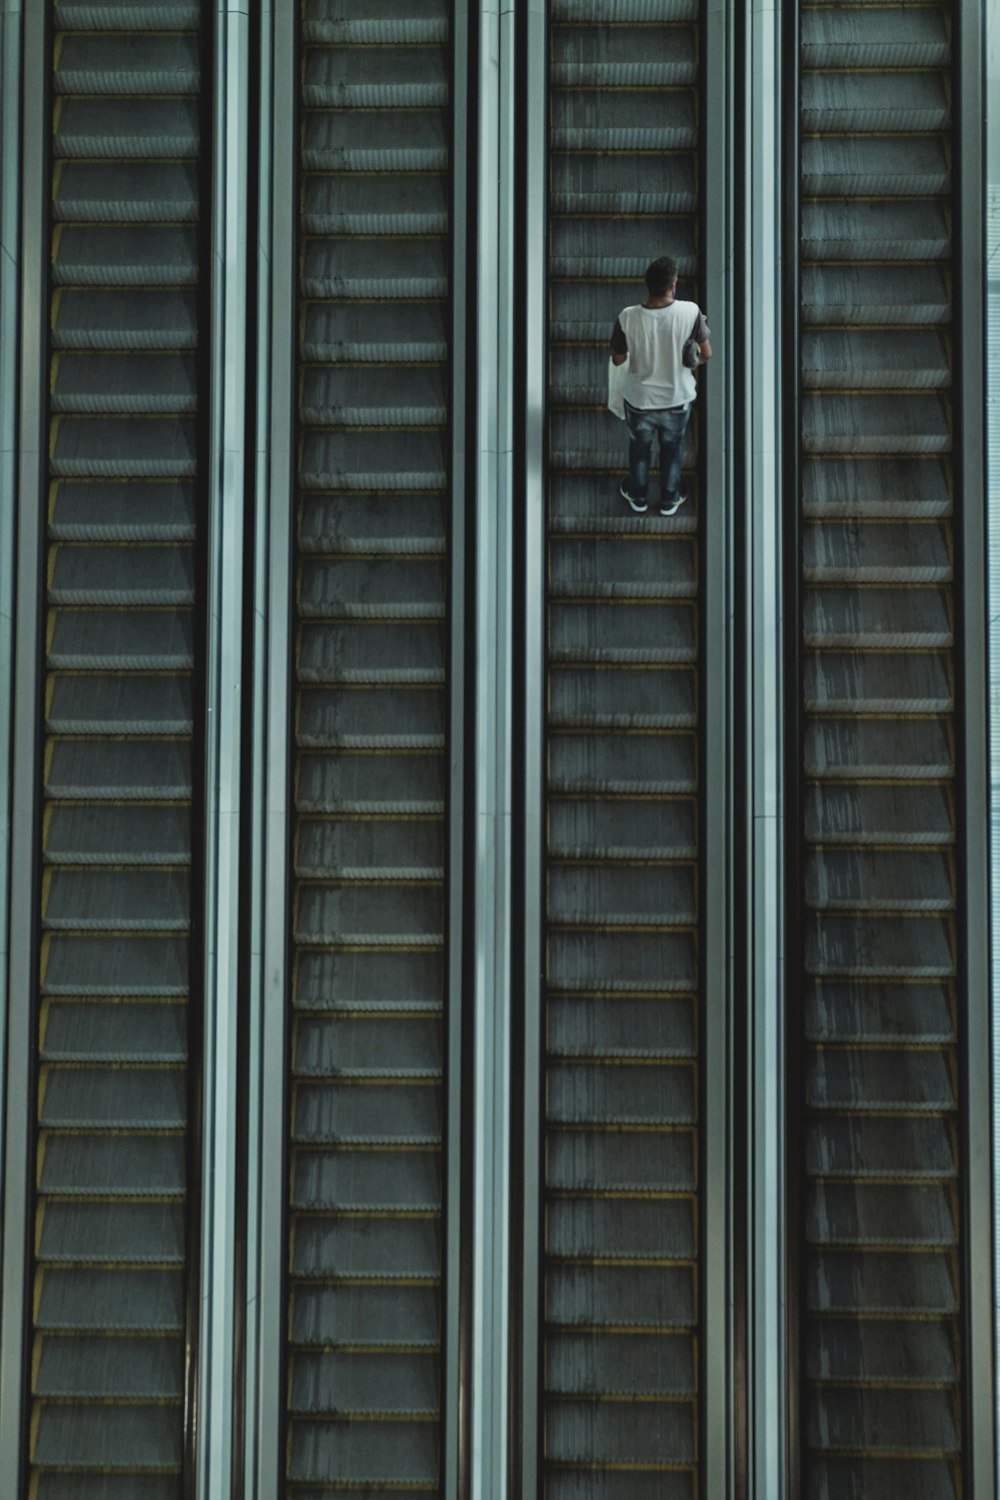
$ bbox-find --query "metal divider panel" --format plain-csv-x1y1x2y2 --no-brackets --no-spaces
543,2,702,1496
30,1,203,1493
288,0,451,1491
797,4,964,1496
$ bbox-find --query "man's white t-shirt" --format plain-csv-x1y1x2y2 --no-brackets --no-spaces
613,300,710,411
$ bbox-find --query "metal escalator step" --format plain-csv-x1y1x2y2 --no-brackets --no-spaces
551,26,697,87
49,610,194,669
803,587,951,647
807,1047,955,1110
547,1062,696,1123
298,622,445,684
54,33,200,95
804,522,952,581
805,784,953,845
290,1283,440,1347
808,1183,957,1248
51,352,197,415
549,733,696,794
47,674,193,734
293,1148,441,1210
35,1335,183,1397
37,1267,184,1331
548,995,695,1058
37,1201,186,1263
40,1067,186,1128
549,473,698,535
547,1468,695,1500
291,1216,440,1279
299,495,446,555
294,1014,442,1076
55,1,201,28
804,719,953,780
802,266,951,327
42,934,189,997
300,365,446,426
53,290,198,351
547,1264,695,1327
802,458,951,519
806,1116,955,1179
292,1083,442,1145
550,669,696,728
550,539,696,598
51,417,197,479
550,409,696,472
302,46,448,107
294,949,444,1012
801,136,950,198
47,740,192,800
50,544,192,604
801,8,949,69
296,818,443,880
801,331,950,391
50,481,196,541
297,688,445,749
553,0,697,17
36,1474,182,1500
53,226,199,288
301,302,447,361
806,1387,959,1453
807,1250,957,1314
550,604,695,663
803,394,951,454
548,1199,695,1260
55,164,200,225
550,217,696,277
806,914,954,978
299,558,445,617
287,1421,438,1486
290,1351,440,1414
549,865,696,926
801,71,950,132
43,868,190,930
817,975,953,1042
41,1135,185,1195
801,202,950,262
45,805,190,864
42,1001,186,1061
297,753,444,814
806,847,953,910
54,98,199,159
303,0,448,46
301,172,449,234
295,883,443,944
546,1401,695,1466
552,152,696,215
302,110,447,171
299,431,446,490
547,1129,695,1191
804,650,952,712
549,800,696,860
806,1458,957,1500
32,1404,182,1470
551,91,696,152
301,237,448,298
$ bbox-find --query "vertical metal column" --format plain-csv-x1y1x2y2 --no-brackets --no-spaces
0,3,45,1491
959,0,997,1491
470,0,516,1493
197,3,250,1493
989,0,1000,1490
243,1,294,1494
746,0,787,1496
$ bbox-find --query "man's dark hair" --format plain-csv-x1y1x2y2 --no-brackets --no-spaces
645,256,678,296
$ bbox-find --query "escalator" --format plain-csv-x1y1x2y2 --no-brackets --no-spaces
30,0,204,1492
542,1,703,1492
795,4,964,1494
287,0,453,1490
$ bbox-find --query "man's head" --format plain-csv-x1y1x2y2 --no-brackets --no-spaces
645,256,678,298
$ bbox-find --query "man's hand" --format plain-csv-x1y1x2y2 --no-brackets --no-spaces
611,351,628,366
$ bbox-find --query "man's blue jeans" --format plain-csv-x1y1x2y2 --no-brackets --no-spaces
624,399,690,505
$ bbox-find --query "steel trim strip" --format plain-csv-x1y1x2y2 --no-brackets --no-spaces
196,5,251,1493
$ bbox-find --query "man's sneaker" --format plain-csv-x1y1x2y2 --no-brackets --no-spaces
620,483,647,514
659,492,687,517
